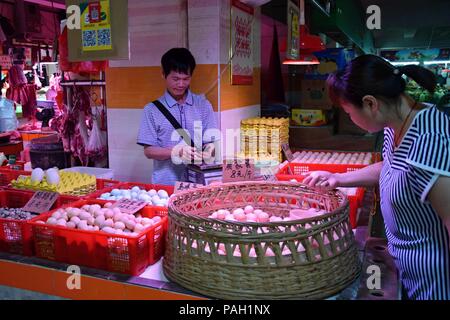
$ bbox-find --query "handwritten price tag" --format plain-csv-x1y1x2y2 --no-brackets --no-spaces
222,159,255,183
22,191,59,214
111,199,148,214
281,143,294,162
174,181,204,194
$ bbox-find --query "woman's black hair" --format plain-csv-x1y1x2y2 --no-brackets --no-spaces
327,54,437,108
161,48,196,77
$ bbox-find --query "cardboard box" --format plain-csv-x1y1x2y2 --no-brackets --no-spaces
300,80,332,109
291,109,327,126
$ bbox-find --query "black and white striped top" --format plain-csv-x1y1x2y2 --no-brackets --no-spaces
380,105,450,300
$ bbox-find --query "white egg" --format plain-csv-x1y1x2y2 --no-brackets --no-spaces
114,221,126,230
134,223,145,233
56,219,67,227
31,168,44,183
103,219,114,228
131,186,140,193
141,218,152,226
70,216,81,225
101,227,116,234
157,190,169,199
45,169,60,185
78,220,88,230
51,211,61,219
131,192,138,199
46,217,57,225
104,202,113,208
148,189,158,196
152,216,162,224
125,220,136,231
87,217,95,225
66,221,76,229
111,189,121,196
79,211,92,221
244,205,254,214
104,209,114,219
81,205,91,211
113,213,123,222
94,215,105,227
151,195,161,203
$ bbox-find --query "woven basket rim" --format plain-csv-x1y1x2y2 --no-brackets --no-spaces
169,181,349,226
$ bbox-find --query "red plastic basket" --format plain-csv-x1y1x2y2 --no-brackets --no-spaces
28,199,168,275
0,168,30,187
0,189,78,256
276,152,380,181
86,182,174,207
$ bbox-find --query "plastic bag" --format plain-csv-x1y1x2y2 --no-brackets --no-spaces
0,97,18,132
86,117,106,156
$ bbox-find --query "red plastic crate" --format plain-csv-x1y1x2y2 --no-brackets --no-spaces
276,152,380,181
94,179,121,194
0,168,30,187
28,199,168,275
0,189,78,256
86,182,174,207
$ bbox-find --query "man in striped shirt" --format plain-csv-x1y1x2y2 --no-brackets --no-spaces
137,48,219,185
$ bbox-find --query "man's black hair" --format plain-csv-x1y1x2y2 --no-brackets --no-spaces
161,48,196,77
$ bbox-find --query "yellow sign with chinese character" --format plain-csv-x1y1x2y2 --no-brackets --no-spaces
80,1,112,52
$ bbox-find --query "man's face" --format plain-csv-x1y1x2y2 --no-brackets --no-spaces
164,71,192,98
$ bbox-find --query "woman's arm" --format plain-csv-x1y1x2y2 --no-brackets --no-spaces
428,176,450,239
303,161,383,189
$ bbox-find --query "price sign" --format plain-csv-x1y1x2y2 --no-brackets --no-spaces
111,199,147,214
22,191,59,214
222,159,255,183
281,143,294,162
174,181,204,194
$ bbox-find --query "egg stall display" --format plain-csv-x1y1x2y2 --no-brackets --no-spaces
11,168,97,196
292,151,373,165
97,186,170,207
29,200,168,275
164,181,361,300
38,203,163,236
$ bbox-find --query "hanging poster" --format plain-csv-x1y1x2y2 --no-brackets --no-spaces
80,1,113,52
230,0,254,85
287,1,300,60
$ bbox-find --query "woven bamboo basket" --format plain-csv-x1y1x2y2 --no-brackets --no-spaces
164,181,361,300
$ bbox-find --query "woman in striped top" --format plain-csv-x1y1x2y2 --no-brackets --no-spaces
304,55,450,300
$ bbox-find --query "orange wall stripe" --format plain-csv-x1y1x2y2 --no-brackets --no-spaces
220,66,261,111
106,65,260,111
0,259,205,300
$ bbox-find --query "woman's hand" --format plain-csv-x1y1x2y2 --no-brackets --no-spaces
302,171,341,190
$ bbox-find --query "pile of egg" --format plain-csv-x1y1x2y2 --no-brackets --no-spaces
208,205,326,223
293,151,372,165
0,207,37,220
36,203,162,236
98,186,170,207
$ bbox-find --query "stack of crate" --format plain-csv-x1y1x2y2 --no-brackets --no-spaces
240,117,289,163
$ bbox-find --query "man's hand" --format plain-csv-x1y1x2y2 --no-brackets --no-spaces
179,145,203,164
202,143,216,164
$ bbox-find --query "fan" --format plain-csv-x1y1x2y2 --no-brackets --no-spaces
35,107,55,129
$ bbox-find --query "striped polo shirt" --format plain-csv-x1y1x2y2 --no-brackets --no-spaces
380,105,450,300
137,90,218,185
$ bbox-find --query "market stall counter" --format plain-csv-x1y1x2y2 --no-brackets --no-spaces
0,191,399,300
